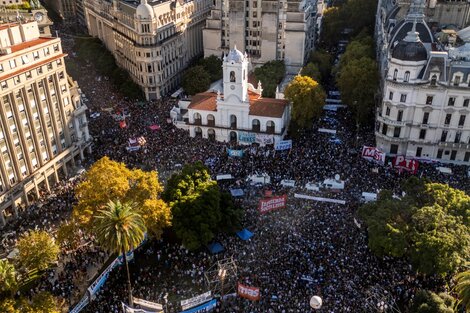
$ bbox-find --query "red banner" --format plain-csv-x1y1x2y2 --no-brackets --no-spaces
393,155,419,174
237,283,260,301
362,146,385,164
258,195,287,214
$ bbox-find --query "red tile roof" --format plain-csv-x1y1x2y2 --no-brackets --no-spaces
10,37,55,53
188,90,289,118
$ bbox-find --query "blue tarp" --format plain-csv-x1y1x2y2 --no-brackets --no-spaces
180,299,217,313
236,229,254,241
230,188,244,197
207,242,224,254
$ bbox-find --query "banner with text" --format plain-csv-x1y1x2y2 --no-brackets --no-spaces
258,195,287,214
256,134,274,145
180,299,217,313
122,303,161,313
237,283,261,301
239,132,256,143
181,291,212,311
393,156,419,174
275,140,292,151
362,146,385,165
133,298,163,312
227,149,244,157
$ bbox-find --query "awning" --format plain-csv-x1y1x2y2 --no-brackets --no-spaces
207,242,224,254
236,229,253,241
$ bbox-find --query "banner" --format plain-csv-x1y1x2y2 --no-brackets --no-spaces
293,193,346,205
181,291,212,311
361,146,385,165
393,156,419,174
237,283,260,301
239,132,256,143
255,134,274,145
180,299,217,313
275,140,292,151
258,195,287,214
227,149,243,157
133,298,163,311
122,303,161,313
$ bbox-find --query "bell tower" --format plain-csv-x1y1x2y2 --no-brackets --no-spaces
222,46,249,103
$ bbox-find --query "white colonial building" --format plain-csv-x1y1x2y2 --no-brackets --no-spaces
173,47,290,144
376,0,470,163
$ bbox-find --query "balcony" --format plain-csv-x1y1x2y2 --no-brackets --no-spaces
438,142,470,150
377,115,407,127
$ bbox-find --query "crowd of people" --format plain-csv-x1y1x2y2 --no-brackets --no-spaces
2,23,468,313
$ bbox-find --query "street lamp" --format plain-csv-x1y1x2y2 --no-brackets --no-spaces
163,293,168,313
310,295,322,310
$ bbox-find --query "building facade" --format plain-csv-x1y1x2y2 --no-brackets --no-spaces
202,0,317,73
173,47,290,144
376,0,470,164
0,21,91,225
0,4,52,37
84,0,212,100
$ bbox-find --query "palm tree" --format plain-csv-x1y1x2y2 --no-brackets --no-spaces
93,200,146,306
0,259,17,295
455,270,470,312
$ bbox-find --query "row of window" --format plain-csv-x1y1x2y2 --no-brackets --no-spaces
193,113,276,131
388,91,470,107
0,44,60,73
392,69,467,87
384,107,468,127
0,60,64,90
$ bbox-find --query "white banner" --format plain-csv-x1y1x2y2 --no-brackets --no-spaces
255,134,274,145
133,298,163,311
181,291,212,311
122,303,161,313
275,140,292,151
294,193,346,205
318,128,337,134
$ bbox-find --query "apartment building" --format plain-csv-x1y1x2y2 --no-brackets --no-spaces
84,0,212,100
203,0,317,73
0,21,91,225
375,0,470,164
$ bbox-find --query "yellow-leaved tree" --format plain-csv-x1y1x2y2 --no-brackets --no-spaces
73,156,171,237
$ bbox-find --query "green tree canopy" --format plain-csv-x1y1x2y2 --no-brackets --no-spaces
163,162,242,250
0,292,59,313
359,179,470,277
254,60,285,98
301,63,322,82
320,7,346,47
17,230,60,271
338,37,375,70
336,56,378,126
410,290,455,313
308,50,332,84
0,259,17,295
197,55,223,82
74,157,171,236
284,75,326,129
181,65,211,95
454,270,470,312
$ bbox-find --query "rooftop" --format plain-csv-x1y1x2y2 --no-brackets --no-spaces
9,37,54,53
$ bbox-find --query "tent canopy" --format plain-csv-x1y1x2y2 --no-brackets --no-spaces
236,229,253,241
230,188,244,197
207,242,224,254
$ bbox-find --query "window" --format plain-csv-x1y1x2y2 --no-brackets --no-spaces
404,71,410,82
388,92,393,100
455,131,462,143
400,94,407,103
397,110,403,122
465,152,470,162
416,147,422,157
393,127,401,138
459,115,466,127
385,107,390,116
450,150,457,161
454,76,461,86
431,74,437,86
9,59,16,69
422,112,429,125
419,129,426,139
382,124,388,135
437,149,443,159
33,51,39,60
448,97,455,106
441,130,448,142
426,96,433,105
0,64,3,72
444,114,452,125
390,144,398,154
1,81,7,89
21,55,29,64
37,67,43,75
393,69,398,81
464,99,470,107
230,71,235,82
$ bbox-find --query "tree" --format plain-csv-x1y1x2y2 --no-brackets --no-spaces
0,298,19,313
254,60,285,98
284,75,326,129
181,65,211,95
74,157,171,236
301,63,322,82
359,179,470,277
0,259,17,295
336,57,378,126
93,200,147,306
410,290,455,313
17,230,60,271
338,38,374,70
57,221,82,251
308,50,332,84
163,162,242,250
320,7,346,47
198,55,223,82
0,292,59,313
454,270,470,312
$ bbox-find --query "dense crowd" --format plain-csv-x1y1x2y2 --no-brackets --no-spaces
2,24,468,313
